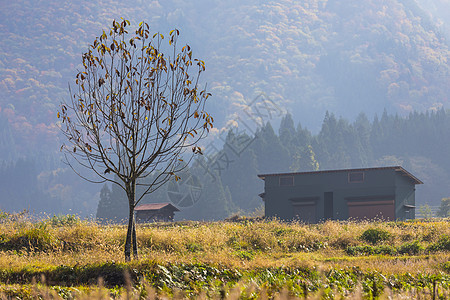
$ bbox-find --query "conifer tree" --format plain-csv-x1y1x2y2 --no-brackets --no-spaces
96,184,112,223
253,122,290,173
354,112,373,166
221,130,261,212
279,113,296,150
317,112,351,169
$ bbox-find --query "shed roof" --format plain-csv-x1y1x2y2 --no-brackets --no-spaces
257,166,423,185
134,203,180,211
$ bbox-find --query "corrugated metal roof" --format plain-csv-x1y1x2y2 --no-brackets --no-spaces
134,203,180,211
257,166,423,185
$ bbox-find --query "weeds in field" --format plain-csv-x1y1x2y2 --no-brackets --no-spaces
0,212,449,298
0,266,449,299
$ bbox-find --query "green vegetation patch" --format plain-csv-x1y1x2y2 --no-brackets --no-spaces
347,240,428,256
428,234,450,252
1,263,450,299
346,245,397,256
398,240,424,255
360,228,391,245
0,223,57,252
0,262,131,287
48,214,80,227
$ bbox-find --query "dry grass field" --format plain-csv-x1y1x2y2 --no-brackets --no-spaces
0,212,449,299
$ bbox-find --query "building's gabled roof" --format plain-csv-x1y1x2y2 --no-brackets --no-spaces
257,166,423,185
134,203,180,211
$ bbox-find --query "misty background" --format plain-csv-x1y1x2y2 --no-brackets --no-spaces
0,0,449,219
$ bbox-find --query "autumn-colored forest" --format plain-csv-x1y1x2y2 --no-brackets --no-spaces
1,0,450,216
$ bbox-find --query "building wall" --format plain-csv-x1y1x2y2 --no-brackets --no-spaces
395,174,416,220
263,169,415,222
135,209,175,223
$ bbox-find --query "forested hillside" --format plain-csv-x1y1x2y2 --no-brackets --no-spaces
416,0,450,42
1,0,450,217
1,0,450,156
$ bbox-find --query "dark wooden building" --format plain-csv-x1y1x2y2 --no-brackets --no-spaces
258,166,422,223
134,203,179,223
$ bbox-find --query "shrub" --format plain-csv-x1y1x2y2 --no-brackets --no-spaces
360,228,391,245
346,245,374,256
0,224,56,251
428,234,450,252
48,214,80,227
375,245,397,255
398,240,423,255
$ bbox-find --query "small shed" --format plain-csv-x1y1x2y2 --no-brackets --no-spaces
258,166,422,223
134,203,179,223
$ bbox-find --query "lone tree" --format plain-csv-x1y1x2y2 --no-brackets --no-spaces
58,19,213,261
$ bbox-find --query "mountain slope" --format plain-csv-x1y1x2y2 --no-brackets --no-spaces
0,0,449,158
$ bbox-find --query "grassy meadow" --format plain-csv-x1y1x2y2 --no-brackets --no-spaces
0,212,449,299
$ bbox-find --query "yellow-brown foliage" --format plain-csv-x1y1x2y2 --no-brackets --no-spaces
0,216,449,298
0,216,449,272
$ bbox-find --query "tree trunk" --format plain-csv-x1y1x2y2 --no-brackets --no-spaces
124,203,134,261
124,180,137,261
132,215,138,259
